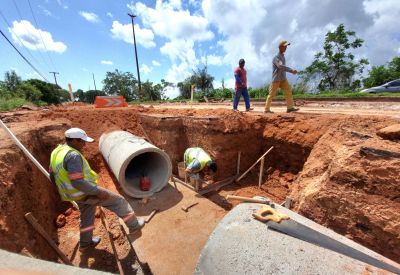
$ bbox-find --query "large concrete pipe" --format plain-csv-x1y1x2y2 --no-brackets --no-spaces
99,130,172,198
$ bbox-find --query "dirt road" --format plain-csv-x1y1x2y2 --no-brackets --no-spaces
151,100,400,117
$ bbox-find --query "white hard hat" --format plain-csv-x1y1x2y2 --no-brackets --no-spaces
65,128,94,142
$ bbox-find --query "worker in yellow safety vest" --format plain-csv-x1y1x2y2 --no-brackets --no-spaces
184,147,217,180
49,128,144,252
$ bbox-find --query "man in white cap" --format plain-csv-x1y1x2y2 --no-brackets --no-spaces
49,128,144,252
265,40,299,113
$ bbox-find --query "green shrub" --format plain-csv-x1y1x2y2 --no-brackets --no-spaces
0,97,29,111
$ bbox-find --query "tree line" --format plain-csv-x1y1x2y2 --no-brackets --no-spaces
1,23,399,107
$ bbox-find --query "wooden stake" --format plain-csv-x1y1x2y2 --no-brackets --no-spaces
258,157,265,188
236,146,274,182
237,151,241,176
145,209,158,223
100,208,124,275
24,212,72,265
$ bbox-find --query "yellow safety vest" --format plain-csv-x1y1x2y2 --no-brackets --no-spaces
50,144,98,201
184,147,212,173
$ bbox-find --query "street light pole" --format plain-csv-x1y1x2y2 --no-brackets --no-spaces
128,13,142,100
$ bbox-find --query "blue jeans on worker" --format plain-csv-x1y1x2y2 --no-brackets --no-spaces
233,87,250,110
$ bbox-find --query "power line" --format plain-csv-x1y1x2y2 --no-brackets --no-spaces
11,0,52,72
0,9,42,70
0,27,49,82
26,0,57,72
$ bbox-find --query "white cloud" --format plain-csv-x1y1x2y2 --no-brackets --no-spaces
131,1,214,41
9,20,67,53
152,60,161,66
82,68,89,72
101,60,113,65
56,0,68,9
162,85,180,99
38,5,53,17
79,11,100,23
201,54,223,66
110,21,155,48
25,71,41,79
140,64,152,74
106,12,113,18
201,0,400,88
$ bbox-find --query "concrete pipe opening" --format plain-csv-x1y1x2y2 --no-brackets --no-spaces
99,131,172,198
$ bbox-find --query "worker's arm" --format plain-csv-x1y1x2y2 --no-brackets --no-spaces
234,68,243,87
273,56,295,73
64,152,105,197
185,159,201,173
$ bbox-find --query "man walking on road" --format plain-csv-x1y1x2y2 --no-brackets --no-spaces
265,40,299,113
233,58,253,112
49,128,144,252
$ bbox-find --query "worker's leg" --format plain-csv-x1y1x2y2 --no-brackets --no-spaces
242,87,251,110
78,202,97,247
233,89,241,110
281,80,294,109
265,81,280,111
97,186,141,230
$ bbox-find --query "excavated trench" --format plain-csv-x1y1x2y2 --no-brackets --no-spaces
0,106,399,272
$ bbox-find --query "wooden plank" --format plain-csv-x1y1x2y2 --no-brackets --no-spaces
236,146,274,182
258,157,265,188
100,208,124,275
24,212,72,265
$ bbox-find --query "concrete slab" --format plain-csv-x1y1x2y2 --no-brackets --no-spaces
0,249,109,274
195,203,400,275
127,183,226,275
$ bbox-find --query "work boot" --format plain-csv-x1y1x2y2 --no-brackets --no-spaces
79,236,101,252
264,109,274,114
245,107,254,112
287,107,299,113
233,109,239,112
128,217,145,239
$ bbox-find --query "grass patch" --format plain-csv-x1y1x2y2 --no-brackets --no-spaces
0,97,31,112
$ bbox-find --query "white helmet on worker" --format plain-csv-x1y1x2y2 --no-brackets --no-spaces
65,128,94,142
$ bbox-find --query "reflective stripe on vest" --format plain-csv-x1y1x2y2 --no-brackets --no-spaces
184,147,211,173
50,144,98,201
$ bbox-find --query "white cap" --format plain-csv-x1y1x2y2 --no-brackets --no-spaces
65,128,94,142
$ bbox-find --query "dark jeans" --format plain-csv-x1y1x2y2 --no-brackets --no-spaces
233,87,250,110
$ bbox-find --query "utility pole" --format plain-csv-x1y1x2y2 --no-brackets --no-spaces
92,73,97,91
49,71,59,86
128,13,142,100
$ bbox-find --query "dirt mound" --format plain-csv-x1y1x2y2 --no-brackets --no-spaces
291,119,400,261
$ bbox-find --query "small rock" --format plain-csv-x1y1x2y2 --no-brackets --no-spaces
55,214,66,228
377,124,400,140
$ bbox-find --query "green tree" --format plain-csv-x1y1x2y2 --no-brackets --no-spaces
191,65,214,97
177,77,193,99
83,90,106,103
25,79,66,104
301,24,369,91
74,89,84,101
363,56,400,88
4,70,21,94
142,80,162,101
16,82,42,102
103,70,138,101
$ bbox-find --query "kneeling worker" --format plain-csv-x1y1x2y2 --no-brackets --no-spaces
184,147,217,181
49,128,145,252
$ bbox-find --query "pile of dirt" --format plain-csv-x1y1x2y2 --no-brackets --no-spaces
1,104,399,271
291,118,400,261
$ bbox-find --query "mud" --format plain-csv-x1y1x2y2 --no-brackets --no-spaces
0,103,399,272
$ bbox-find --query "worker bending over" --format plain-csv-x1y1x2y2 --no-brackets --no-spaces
49,128,144,252
184,147,217,180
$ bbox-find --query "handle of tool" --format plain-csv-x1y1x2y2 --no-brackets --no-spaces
24,212,72,265
226,195,269,204
0,120,78,209
100,208,124,275
145,210,157,223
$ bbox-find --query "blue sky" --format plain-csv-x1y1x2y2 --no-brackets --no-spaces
1,0,399,98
